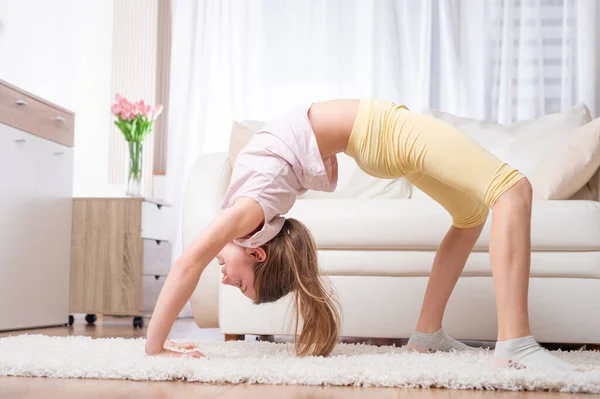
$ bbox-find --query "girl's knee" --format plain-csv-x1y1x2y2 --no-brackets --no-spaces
452,204,489,229
495,177,532,208
508,177,532,201
516,177,533,197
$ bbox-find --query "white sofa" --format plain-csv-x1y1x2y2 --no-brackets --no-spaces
184,105,600,346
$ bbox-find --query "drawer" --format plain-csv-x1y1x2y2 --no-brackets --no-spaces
35,105,75,147
0,82,74,147
141,201,172,241
142,275,166,313
143,239,172,275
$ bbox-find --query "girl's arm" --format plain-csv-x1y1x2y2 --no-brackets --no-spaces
144,197,264,356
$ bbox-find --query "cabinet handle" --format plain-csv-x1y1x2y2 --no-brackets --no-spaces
54,151,64,156
55,116,66,123
14,138,27,143
15,99,28,106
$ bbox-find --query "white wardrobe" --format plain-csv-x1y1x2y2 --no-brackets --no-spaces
0,79,74,331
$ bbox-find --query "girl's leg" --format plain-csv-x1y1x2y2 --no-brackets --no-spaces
489,178,533,342
407,224,484,352
392,110,579,371
404,173,487,352
489,179,580,371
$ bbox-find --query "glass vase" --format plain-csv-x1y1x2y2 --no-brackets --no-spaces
126,140,143,197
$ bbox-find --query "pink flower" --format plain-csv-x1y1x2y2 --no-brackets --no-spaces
120,109,131,120
152,104,164,119
142,104,152,118
121,100,132,111
131,104,140,117
113,95,162,121
111,104,121,116
132,100,151,119
131,100,147,118
117,94,133,113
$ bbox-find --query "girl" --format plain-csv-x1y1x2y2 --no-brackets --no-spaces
145,98,579,372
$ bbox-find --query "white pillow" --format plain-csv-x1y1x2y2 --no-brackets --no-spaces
532,117,600,200
503,104,591,179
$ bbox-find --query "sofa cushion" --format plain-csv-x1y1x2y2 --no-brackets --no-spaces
287,198,600,251
316,250,600,279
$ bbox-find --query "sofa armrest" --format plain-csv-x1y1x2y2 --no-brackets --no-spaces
182,152,232,328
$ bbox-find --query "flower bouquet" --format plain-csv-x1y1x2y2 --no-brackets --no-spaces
111,94,163,196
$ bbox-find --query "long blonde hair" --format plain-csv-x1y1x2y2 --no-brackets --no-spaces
253,218,341,357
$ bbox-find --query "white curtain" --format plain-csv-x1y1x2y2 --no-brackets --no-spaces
489,0,597,122
167,0,598,263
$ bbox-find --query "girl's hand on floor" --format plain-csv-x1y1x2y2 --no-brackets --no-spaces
154,348,205,359
153,340,204,358
165,340,199,351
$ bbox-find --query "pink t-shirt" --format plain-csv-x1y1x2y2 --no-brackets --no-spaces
221,103,338,248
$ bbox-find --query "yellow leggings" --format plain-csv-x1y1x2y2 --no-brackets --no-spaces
345,98,525,228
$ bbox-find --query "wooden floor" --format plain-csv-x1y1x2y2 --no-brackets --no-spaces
0,315,590,398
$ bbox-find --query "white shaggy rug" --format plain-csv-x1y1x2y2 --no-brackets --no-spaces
1,335,600,393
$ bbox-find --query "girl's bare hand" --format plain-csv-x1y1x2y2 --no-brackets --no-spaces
153,341,204,358
165,340,200,351
154,347,205,359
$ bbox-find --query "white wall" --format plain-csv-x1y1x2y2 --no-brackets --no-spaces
0,0,115,197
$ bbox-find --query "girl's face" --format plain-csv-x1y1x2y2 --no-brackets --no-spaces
216,242,266,301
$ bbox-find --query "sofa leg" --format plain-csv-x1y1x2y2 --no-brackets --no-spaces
224,334,245,342
257,335,274,342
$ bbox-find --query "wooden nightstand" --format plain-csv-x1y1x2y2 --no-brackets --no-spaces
68,197,173,328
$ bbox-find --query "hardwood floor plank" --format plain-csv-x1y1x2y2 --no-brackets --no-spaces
392,389,591,398
308,386,398,399
215,383,317,399
118,380,234,399
0,376,68,399
46,378,146,399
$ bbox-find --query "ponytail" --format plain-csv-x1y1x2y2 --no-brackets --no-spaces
254,218,341,357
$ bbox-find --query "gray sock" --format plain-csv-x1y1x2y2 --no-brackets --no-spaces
407,327,474,352
493,335,579,371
